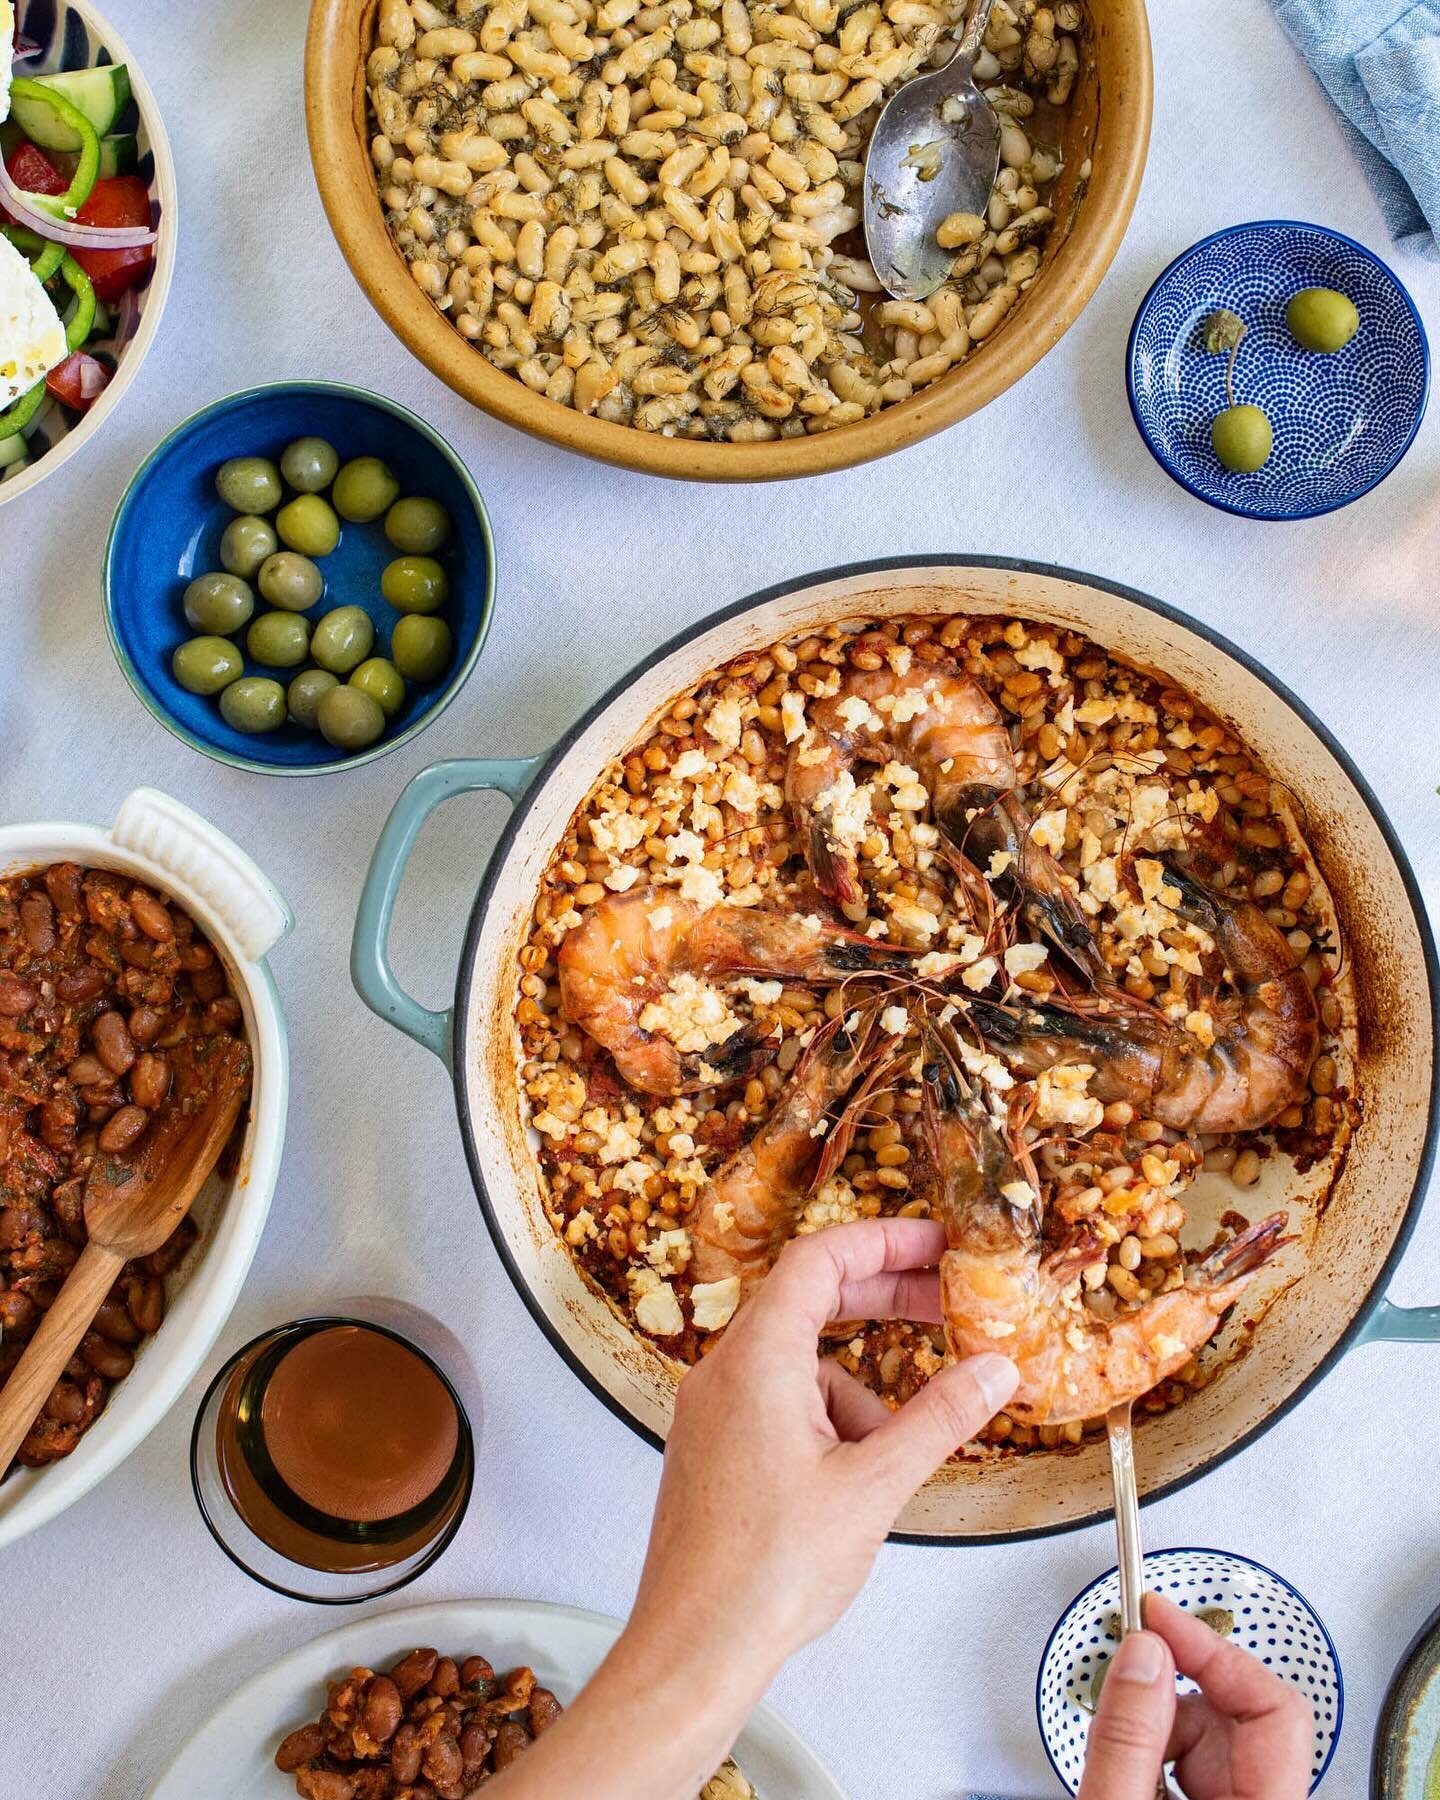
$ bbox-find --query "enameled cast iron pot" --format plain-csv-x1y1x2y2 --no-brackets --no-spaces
351,557,1440,1542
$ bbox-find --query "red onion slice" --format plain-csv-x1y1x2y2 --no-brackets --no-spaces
78,358,108,401
0,158,159,249
13,33,42,59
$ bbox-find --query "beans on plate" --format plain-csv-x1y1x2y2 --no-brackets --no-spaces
0,863,251,1473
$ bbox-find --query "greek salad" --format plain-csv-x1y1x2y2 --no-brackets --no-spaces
0,0,157,480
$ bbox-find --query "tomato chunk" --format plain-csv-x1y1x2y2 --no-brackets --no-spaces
70,176,155,302
45,352,111,411
4,141,69,199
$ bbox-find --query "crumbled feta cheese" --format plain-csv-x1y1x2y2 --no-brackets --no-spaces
880,1004,909,1036
691,1277,741,1332
1084,856,1119,904
639,973,744,1055
1015,638,1065,678
612,1159,655,1194
1151,1332,1187,1362
678,864,725,906
957,1041,1015,1092
1033,1064,1104,1133
644,1228,693,1277
723,769,759,812
1029,806,1067,853
671,748,710,780
604,864,642,892
1001,1179,1037,1210
880,761,927,810
916,950,963,978
1003,942,1049,977
837,693,880,732
589,809,646,854
889,895,941,939
1185,1009,1216,1047
705,698,744,752
631,1269,685,1336
565,1207,599,1245
889,689,927,724
664,829,706,865
961,955,1000,991
648,904,674,931
987,850,1014,880
736,977,782,1006
797,1174,863,1233
712,1201,735,1235
885,643,913,676
780,691,807,742
979,1319,1017,1339
813,770,872,848
530,1109,571,1142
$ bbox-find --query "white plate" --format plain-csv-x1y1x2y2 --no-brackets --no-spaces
147,1597,848,1799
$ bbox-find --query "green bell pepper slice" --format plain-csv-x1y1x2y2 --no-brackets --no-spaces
7,77,101,217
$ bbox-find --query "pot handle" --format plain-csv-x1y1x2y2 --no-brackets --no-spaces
351,756,542,1068
1353,1298,1440,1345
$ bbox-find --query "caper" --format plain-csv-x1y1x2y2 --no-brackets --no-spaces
215,456,282,514
172,636,244,696
276,493,341,558
310,605,376,675
219,515,279,580
1211,404,1272,473
350,657,407,717
246,611,312,669
183,571,254,636
332,456,399,523
219,676,287,735
381,554,449,614
317,684,386,751
391,613,453,682
385,496,452,554
280,436,340,494
258,551,325,613
1286,287,1359,353
287,668,340,730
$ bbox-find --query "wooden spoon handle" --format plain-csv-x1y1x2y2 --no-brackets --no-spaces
0,1240,125,1477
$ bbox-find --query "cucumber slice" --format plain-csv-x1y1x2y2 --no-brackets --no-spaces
0,432,30,470
97,132,139,178
10,65,131,151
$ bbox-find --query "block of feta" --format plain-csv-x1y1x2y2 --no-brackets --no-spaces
0,232,68,406
0,1,13,125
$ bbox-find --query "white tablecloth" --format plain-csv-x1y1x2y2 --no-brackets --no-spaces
4,0,1439,1793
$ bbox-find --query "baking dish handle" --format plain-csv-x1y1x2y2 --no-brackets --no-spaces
352,756,542,1068
1354,1298,1440,1345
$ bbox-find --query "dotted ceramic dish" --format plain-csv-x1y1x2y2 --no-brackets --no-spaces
1036,1547,1342,1794
1127,220,1428,521
103,382,496,776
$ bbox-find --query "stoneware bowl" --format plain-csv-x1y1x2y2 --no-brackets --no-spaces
0,789,291,1548
1375,1601,1440,1797
350,556,1440,1541
1036,1548,1342,1793
303,0,1152,482
104,382,497,776
1127,220,1430,521
0,0,177,508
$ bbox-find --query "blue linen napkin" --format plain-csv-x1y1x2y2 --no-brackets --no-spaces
1271,0,1440,257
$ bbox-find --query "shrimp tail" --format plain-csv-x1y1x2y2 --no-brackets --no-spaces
806,820,861,908
681,1020,781,1087
1190,1212,1291,1289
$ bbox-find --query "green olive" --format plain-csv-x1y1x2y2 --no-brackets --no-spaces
381,554,449,614
219,515,279,580
332,456,399,523
258,551,325,612
385,496,452,554
310,604,376,674
391,613,453,683
172,636,244,696
317,684,386,751
246,611,312,669
276,493,341,558
183,571,254,635
215,456,282,515
287,668,340,730
219,676,287,734
350,657,406,717
280,436,340,494
1286,287,1359,353
1211,404,1273,473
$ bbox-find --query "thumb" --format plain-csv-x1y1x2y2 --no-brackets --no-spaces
1078,1631,1176,1800
849,1354,1017,1506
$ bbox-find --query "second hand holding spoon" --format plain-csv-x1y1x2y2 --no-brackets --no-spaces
862,0,1000,301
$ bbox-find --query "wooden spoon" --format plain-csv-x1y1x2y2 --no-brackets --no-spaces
0,1035,252,1477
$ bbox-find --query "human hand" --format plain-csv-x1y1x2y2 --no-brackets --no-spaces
1078,1591,1313,1799
629,1217,1018,1679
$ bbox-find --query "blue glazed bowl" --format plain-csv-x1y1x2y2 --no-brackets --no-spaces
1127,220,1429,521
104,383,496,774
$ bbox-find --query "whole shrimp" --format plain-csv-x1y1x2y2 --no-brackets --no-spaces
967,857,1319,1133
920,1030,1288,1425
785,661,1111,982
557,889,910,1095
689,1002,894,1294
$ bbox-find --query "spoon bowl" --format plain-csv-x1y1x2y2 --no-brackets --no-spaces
863,0,999,300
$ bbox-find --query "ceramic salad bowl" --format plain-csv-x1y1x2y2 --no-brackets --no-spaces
0,789,291,1548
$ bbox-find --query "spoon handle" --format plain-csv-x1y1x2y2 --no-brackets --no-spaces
954,0,998,67
0,1239,125,1476
1107,1401,1173,1800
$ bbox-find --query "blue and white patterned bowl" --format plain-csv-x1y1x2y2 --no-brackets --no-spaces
1036,1547,1343,1795
1127,221,1428,521
0,0,177,508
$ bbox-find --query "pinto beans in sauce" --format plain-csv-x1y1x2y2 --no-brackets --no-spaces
0,863,250,1475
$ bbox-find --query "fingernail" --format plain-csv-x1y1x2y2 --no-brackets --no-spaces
1111,1632,1165,1685
968,1353,1019,1414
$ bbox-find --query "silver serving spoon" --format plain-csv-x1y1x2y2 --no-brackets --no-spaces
862,0,1001,301
1107,1400,1176,1800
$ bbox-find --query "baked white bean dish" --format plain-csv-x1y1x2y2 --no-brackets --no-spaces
516,612,1359,1453
366,0,1083,439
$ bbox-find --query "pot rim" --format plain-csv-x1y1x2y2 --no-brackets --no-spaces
449,553,1440,1543
0,809,290,1547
